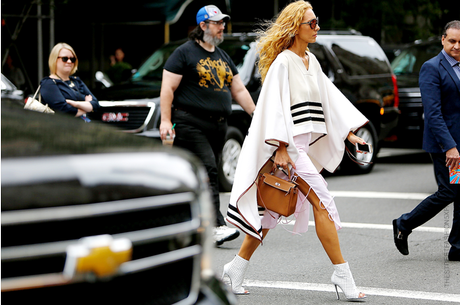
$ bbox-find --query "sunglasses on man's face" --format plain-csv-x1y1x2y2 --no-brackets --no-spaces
58,56,77,63
301,17,319,29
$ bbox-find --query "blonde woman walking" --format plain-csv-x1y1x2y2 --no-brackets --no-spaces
224,1,367,301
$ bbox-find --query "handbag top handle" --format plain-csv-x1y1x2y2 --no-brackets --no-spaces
274,165,291,178
32,85,41,101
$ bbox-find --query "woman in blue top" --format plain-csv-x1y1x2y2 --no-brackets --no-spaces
40,43,99,121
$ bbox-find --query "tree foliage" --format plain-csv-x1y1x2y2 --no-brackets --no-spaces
321,0,449,44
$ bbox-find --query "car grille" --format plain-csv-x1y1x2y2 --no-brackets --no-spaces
398,88,424,147
1,192,204,305
87,103,155,133
398,101,423,130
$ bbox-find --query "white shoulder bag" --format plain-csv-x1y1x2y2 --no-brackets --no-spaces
24,85,55,114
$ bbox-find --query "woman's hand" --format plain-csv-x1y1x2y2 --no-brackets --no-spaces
273,143,295,173
66,99,94,116
347,131,366,145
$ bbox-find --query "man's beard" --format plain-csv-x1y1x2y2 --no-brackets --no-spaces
203,27,223,46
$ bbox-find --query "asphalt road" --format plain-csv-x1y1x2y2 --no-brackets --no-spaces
212,148,460,304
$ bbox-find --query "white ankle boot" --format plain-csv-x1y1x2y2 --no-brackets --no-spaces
331,262,366,301
222,255,250,295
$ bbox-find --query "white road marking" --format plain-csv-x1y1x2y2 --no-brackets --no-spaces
225,191,457,302
223,191,432,200
281,221,449,233
243,280,460,303
279,191,450,233
330,191,431,200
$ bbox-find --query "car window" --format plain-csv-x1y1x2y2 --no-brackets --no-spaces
391,42,441,76
309,43,334,79
131,43,180,82
391,49,417,75
329,39,391,76
219,40,253,70
220,39,256,85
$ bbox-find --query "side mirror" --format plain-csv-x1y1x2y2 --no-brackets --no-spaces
95,71,113,88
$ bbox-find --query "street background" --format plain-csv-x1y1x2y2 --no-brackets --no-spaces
213,149,460,304
2,0,458,96
2,1,460,304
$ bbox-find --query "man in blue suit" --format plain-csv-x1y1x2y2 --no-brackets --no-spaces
393,20,460,261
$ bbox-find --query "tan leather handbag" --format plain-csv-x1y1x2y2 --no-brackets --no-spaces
256,166,298,217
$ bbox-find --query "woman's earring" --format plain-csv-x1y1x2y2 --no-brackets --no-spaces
289,33,295,38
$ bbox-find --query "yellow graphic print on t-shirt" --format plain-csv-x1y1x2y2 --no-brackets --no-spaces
197,57,233,90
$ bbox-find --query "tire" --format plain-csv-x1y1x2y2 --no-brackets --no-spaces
218,126,244,192
340,121,378,174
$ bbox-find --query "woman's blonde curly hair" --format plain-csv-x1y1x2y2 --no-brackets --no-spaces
256,1,313,83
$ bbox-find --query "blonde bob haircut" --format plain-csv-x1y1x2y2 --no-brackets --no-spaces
48,42,79,75
256,1,313,83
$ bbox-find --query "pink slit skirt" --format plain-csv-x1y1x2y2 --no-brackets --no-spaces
260,133,342,233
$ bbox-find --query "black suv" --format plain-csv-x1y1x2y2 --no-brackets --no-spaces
390,37,441,148
1,101,237,305
90,32,398,180
310,32,399,172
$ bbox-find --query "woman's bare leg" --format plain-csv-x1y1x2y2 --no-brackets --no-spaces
297,180,345,265
238,228,270,260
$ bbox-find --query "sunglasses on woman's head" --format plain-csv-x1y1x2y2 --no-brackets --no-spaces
301,17,319,29
58,56,77,63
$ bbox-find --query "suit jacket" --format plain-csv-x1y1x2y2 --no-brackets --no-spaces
419,52,460,153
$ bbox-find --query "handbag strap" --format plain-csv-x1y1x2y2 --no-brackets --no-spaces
276,165,291,178
32,85,41,100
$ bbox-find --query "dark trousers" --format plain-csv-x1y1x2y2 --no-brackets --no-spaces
397,153,460,255
173,109,227,227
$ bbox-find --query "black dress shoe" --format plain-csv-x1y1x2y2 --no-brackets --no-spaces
448,248,460,261
393,219,409,255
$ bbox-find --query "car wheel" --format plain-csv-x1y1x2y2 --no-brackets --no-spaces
340,121,378,174
219,126,244,192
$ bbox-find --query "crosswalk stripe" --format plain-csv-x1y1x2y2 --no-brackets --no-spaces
330,191,431,200
243,280,460,302
279,191,449,233
285,221,449,233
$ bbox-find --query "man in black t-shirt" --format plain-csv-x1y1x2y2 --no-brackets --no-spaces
160,5,256,246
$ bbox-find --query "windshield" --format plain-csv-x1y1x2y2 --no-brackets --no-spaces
131,43,181,82
391,41,441,76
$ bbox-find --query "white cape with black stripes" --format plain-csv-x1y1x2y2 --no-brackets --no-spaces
226,52,368,242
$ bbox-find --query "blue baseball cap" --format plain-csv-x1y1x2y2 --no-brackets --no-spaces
196,5,230,24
